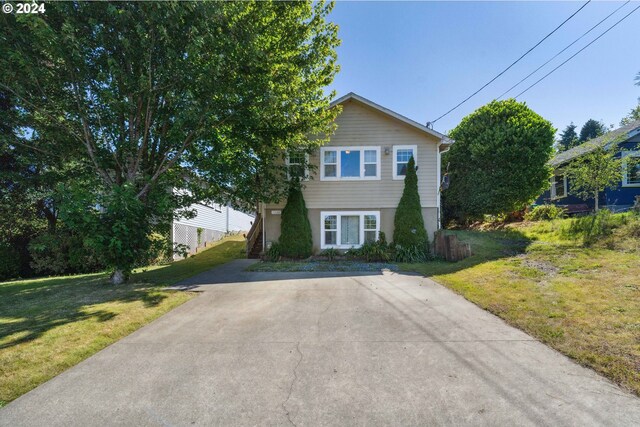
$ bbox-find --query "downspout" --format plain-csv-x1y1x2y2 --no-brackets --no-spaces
436,141,442,230
261,203,266,253
226,203,230,233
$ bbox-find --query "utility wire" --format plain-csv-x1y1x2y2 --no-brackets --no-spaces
499,1,630,100
515,3,640,99
429,0,591,125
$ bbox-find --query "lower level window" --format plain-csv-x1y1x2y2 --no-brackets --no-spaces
321,211,380,249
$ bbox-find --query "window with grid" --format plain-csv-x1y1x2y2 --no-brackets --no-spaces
320,147,380,180
287,151,307,180
364,215,377,243
324,215,337,245
393,145,417,179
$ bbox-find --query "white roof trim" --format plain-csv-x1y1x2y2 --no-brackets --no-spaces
330,92,453,144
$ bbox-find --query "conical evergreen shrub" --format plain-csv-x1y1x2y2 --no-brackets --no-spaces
393,157,428,250
278,182,313,258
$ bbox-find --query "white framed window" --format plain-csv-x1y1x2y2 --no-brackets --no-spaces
622,151,640,187
320,211,380,249
550,173,567,199
320,146,381,180
286,150,309,180
393,145,418,180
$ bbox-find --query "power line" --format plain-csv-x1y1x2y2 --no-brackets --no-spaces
429,0,591,125
515,3,640,99
498,1,630,100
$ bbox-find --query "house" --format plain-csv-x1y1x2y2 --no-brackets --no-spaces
247,93,453,257
536,120,640,212
172,202,254,259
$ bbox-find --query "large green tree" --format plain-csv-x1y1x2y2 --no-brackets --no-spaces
557,123,579,152
579,119,607,142
1,1,339,283
443,99,555,222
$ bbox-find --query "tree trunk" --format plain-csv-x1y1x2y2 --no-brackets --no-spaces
594,191,599,212
111,269,126,285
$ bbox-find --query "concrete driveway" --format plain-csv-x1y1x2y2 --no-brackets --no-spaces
1,260,639,426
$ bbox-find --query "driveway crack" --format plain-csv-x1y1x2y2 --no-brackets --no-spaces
282,341,303,426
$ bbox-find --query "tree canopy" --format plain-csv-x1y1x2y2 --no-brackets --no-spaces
0,1,340,282
564,140,626,211
558,123,579,152
443,99,555,222
579,119,607,142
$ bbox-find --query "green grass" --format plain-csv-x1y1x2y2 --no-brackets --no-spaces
403,214,640,396
0,235,245,407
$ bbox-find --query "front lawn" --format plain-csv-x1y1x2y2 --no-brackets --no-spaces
403,214,640,396
0,235,245,407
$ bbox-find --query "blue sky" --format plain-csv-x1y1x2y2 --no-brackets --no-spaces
327,1,640,136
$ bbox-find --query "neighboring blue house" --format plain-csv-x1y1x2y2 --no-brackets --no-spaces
536,120,640,212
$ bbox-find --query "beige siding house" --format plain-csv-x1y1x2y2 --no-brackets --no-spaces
255,93,452,255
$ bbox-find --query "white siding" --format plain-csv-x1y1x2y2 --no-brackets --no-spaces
175,203,227,232
175,203,254,233
228,209,255,231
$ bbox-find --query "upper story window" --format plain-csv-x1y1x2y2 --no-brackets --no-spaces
622,151,640,187
320,146,380,180
550,173,567,199
393,145,417,180
286,150,309,180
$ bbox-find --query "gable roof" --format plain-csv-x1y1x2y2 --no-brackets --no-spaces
330,92,453,145
550,120,640,167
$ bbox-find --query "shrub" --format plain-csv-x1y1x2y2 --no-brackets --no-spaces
28,231,105,275
320,248,340,261
265,242,282,262
394,244,430,263
444,99,554,221
0,243,20,281
278,184,313,259
394,157,429,250
358,240,391,262
525,205,567,221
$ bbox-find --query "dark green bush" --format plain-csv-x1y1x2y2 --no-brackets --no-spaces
444,99,554,222
28,231,105,275
393,157,429,260
278,184,313,259
0,243,20,281
358,241,391,262
394,243,430,263
525,205,567,221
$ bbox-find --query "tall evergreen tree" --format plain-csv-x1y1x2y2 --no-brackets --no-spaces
558,123,579,152
579,119,607,142
393,157,428,249
278,182,313,259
